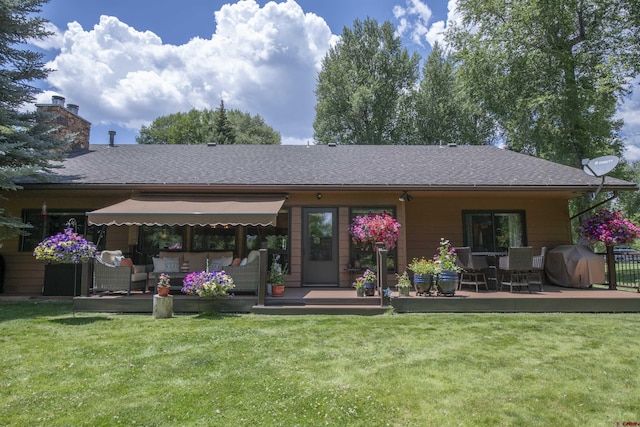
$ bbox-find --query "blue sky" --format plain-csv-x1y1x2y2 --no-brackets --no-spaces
31,0,640,160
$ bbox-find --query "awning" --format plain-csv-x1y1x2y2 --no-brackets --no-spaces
87,195,287,226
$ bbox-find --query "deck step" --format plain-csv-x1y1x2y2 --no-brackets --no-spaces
252,304,390,315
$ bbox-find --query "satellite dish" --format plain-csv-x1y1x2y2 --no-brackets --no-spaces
582,155,619,177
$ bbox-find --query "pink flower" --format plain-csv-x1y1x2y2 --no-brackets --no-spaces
349,212,401,250
579,209,640,246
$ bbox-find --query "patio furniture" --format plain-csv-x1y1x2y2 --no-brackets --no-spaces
528,247,546,292
544,245,605,288
498,247,533,293
93,250,149,295
455,247,489,292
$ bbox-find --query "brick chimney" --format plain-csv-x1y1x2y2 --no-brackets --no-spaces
36,96,91,152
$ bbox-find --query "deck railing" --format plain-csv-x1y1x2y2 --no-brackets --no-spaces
601,253,640,292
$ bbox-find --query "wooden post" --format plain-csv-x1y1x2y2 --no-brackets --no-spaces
257,248,268,305
376,243,388,306
153,294,173,319
606,245,617,290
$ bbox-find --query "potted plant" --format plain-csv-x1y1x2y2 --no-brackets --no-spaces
353,277,365,297
33,226,97,296
395,271,412,297
268,261,288,297
579,208,640,289
361,268,376,296
407,257,438,295
181,270,235,297
349,212,401,251
433,238,461,296
157,273,171,297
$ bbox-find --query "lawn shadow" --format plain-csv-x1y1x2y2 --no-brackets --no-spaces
50,316,113,325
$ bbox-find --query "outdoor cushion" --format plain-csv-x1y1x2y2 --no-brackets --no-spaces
152,257,165,272
163,257,180,272
231,257,242,267
183,252,208,272
246,250,260,264
159,251,184,265
240,257,248,266
100,250,123,265
120,258,134,272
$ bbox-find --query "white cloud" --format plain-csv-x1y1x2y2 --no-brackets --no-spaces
393,0,432,46
424,0,461,48
29,22,64,50
39,0,336,142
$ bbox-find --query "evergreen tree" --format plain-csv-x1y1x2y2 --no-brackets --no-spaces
0,0,68,245
214,100,236,144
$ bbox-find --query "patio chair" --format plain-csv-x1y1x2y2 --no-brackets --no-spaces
93,250,148,295
455,247,489,292
528,247,546,292
498,247,533,293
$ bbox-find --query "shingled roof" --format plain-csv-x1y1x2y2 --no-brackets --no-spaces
35,143,635,192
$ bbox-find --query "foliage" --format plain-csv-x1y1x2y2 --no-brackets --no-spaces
407,257,439,275
157,273,171,288
361,269,376,283
313,18,420,145
181,270,235,297
0,0,69,245
268,259,288,286
213,100,235,144
434,238,461,272
414,42,494,146
446,0,639,168
33,227,97,264
1,304,639,426
352,276,365,289
395,271,411,288
136,105,280,145
349,212,400,251
578,209,640,247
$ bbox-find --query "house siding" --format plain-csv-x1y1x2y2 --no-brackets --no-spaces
1,189,575,294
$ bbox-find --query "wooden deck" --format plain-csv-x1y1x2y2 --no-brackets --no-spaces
60,284,640,314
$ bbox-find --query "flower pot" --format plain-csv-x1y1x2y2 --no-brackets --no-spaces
398,286,410,297
413,274,433,295
437,270,458,296
364,281,375,296
271,284,285,297
356,288,364,297
157,286,171,297
43,263,82,296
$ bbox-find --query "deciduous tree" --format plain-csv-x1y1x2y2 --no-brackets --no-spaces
313,18,420,145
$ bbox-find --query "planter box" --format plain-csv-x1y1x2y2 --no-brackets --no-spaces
43,264,83,296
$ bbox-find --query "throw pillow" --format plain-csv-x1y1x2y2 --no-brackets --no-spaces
163,257,180,272
247,250,260,264
152,257,165,272
120,258,134,273
113,256,124,266
221,256,233,267
240,257,248,266
231,257,242,267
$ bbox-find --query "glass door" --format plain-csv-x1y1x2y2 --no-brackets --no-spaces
302,208,338,286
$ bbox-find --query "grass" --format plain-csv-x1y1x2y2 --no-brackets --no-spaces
1,302,639,426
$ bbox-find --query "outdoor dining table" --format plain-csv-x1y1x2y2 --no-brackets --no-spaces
471,252,507,289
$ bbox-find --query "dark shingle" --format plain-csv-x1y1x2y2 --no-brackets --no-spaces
40,144,635,191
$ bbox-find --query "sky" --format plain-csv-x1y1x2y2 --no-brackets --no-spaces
29,0,640,160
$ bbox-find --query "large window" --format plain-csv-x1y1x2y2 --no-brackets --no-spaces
349,207,397,273
462,211,526,252
138,225,186,253
20,209,105,252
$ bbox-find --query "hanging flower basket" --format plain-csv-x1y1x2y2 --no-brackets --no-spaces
578,209,640,247
349,212,400,251
33,228,97,264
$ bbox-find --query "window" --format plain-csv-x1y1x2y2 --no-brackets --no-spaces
462,211,526,252
20,209,105,252
349,207,397,273
138,225,186,253
191,225,235,252
245,209,289,270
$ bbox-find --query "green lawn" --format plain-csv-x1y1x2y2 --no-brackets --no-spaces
1,302,638,426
